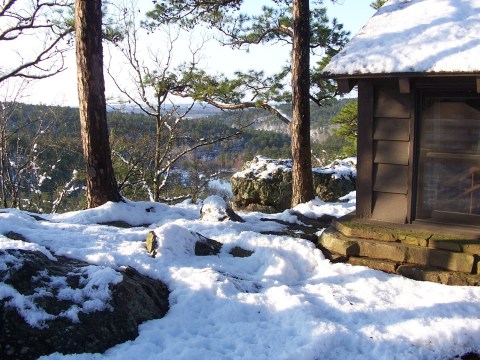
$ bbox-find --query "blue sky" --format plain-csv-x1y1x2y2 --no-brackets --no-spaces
19,0,376,106
328,0,376,33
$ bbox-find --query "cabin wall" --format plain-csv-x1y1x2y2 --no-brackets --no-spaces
355,76,480,225
357,78,414,223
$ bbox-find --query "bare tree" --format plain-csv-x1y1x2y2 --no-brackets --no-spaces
0,85,80,211
110,138,153,201
106,3,242,202
75,0,122,208
145,0,348,207
0,0,72,84
0,84,27,208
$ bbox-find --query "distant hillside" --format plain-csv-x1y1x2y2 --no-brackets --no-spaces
247,98,354,139
107,103,224,119
4,99,352,164
0,99,353,211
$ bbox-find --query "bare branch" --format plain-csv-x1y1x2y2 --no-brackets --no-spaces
0,0,73,84
107,1,243,202
173,90,291,125
157,126,244,181
0,28,71,83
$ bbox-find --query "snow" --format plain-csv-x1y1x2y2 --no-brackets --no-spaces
233,156,356,182
291,191,356,222
232,156,292,180
323,0,480,75
1,187,480,358
0,251,123,328
208,178,233,197
313,157,357,180
200,195,230,222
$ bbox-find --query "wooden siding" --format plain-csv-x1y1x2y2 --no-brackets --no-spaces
374,118,410,141
356,78,414,223
374,141,409,165
372,192,408,223
374,85,411,118
353,75,480,227
373,164,409,193
356,80,374,218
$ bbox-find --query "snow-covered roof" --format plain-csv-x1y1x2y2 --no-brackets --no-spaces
323,0,480,76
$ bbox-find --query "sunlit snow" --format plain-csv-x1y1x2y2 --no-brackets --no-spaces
1,189,479,359
323,0,480,75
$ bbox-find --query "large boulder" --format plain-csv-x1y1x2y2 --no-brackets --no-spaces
0,249,169,360
231,156,356,212
312,158,356,202
231,156,293,212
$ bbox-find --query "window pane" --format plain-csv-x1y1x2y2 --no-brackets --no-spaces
417,96,480,222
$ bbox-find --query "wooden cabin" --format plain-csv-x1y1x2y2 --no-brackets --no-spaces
323,0,480,230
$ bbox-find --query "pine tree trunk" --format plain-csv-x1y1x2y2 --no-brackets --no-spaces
0,124,8,208
153,117,162,202
291,0,314,207
75,0,122,208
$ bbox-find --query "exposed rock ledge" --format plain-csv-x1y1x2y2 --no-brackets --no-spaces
0,249,169,360
231,156,356,212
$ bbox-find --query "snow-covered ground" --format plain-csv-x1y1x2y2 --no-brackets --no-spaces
1,193,480,360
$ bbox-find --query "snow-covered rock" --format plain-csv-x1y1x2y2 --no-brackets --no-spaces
0,248,169,359
200,195,244,222
231,156,356,212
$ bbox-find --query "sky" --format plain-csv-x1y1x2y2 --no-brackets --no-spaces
3,0,376,107
1,158,480,359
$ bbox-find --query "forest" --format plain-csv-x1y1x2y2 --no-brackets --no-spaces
5,2,480,360
1,0,369,211
0,98,352,213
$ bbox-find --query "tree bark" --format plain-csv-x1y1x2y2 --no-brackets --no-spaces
75,0,122,208
153,116,163,202
291,0,314,207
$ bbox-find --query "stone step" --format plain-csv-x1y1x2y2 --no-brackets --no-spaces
332,217,480,255
345,256,480,286
319,228,478,274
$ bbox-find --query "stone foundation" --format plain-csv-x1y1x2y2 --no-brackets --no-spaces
318,213,480,286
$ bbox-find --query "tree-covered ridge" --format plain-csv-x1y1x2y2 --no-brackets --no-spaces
1,0,359,209
0,99,351,212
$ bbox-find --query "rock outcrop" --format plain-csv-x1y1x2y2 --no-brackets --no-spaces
231,156,356,212
231,157,293,213
0,249,169,360
312,158,356,202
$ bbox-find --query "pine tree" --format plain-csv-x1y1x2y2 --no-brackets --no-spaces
291,0,314,206
370,0,387,10
145,0,348,206
332,100,358,158
75,0,122,208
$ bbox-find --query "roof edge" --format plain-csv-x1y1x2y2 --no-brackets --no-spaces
321,71,480,80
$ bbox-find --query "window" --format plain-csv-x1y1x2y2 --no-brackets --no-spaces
416,94,480,225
